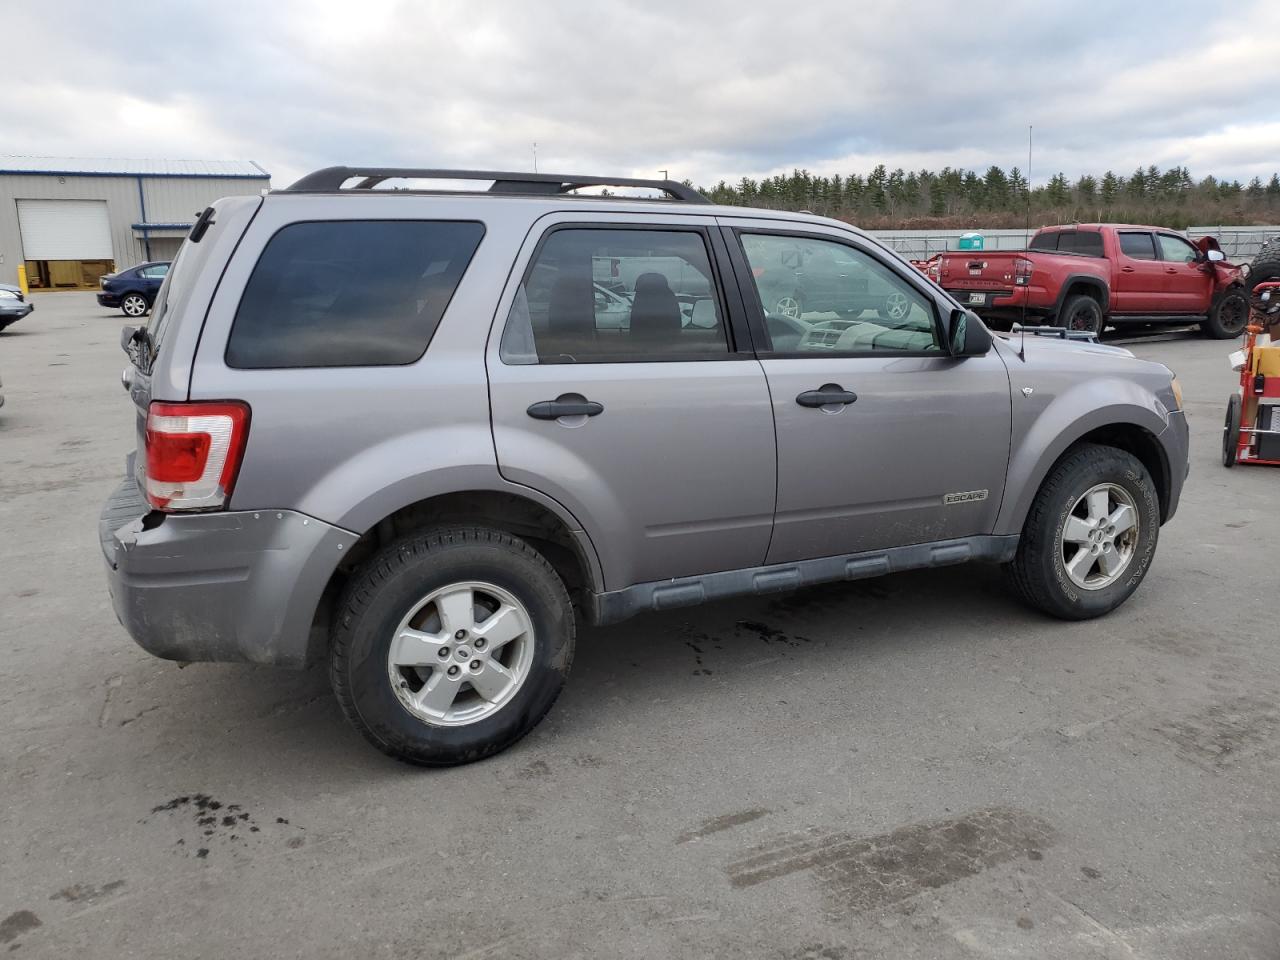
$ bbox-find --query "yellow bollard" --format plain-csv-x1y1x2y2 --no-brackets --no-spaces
16,263,28,296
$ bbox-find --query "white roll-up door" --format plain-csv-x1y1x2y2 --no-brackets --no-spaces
16,199,113,260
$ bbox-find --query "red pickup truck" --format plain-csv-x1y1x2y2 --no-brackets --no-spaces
935,224,1248,338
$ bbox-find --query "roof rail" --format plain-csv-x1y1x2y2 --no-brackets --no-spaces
282,166,709,203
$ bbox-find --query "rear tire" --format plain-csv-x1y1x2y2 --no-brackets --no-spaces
1006,444,1159,620
1059,294,1104,336
120,293,149,318
330,526,575,766
1202,287,1248,339
1223,393,1242,468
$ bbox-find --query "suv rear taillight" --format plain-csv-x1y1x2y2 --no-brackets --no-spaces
1013,257,1033,286
144,401,250,511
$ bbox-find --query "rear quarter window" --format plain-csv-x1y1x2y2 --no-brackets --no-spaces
1057,231,1103,256
225,220,484,369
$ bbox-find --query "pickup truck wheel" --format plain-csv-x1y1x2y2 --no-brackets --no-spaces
1202,288,1248,339
330,526,575,766
1060,294,1104,336
1006,443,1158,620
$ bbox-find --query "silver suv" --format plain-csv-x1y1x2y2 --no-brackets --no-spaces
101,167,1189,765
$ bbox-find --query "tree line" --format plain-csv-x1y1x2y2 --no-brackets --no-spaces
691,165,1280,229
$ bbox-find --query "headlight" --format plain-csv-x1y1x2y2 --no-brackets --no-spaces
1170,376,1183,411
0,289,17,300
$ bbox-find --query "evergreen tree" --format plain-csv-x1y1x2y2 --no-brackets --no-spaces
1100,171,1118,206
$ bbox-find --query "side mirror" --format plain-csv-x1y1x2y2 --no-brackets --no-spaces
1206,249,1226,262
948,308,992,357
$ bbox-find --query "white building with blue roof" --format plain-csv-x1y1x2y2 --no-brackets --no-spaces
0,156,269,288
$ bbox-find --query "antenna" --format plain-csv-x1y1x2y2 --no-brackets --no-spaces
1018,124,1032,362
532,142,538,173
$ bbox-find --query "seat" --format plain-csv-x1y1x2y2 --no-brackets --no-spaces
629,272,682,340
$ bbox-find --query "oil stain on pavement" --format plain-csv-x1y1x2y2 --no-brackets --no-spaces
726,807,1055,914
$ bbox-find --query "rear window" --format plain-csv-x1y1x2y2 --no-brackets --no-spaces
226,220,484,369
1029,232,1059,251
1118,231,1157,260
1057,230,1103,256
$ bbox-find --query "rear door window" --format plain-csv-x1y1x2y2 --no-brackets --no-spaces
1057,231,1103,256
500,227,729,363
1118,232,1157,260
226,220,484,369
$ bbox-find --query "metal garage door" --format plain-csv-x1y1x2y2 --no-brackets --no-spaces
16,199,113,260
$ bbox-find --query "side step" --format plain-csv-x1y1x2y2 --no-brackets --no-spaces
589,535,1019,625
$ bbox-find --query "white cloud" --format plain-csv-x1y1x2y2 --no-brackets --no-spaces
4,0,1279,190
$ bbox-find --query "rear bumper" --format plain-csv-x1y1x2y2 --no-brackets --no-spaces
96,293,122,308
946,285,1051,318
99,479,354,668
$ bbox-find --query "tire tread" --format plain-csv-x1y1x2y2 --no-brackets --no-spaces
329,525,573,766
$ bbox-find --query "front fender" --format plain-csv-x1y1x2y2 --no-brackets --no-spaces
994,376,1173,537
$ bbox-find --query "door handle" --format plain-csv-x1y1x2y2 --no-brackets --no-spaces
1165,268,1178,274
527,396,604,420
1121,266,1135,273
796,384,858,407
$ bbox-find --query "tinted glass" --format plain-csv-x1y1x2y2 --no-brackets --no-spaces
501,228,728,363
1057,231,1104,256
1118,232,1157,260
1157,233,1199,263
139,263,169,278
1029,232,1059,251
739,233,940,353
227,220,484,368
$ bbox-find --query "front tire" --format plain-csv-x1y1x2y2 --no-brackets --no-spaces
120,293,149,318
1007,444,1159,620
330,527,575,766
1202,288,1248,339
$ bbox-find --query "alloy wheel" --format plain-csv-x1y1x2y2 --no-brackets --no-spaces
122,295,148,317
775,296,802,319
1059,483,1139,590
387,581,535,727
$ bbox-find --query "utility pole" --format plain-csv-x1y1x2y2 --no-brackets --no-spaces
659,169,669,180
532,143,538,173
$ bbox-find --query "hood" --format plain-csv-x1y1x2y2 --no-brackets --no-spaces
995,331,1136,363
0,282,20,294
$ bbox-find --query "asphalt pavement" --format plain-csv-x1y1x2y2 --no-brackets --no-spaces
2,293,1278,959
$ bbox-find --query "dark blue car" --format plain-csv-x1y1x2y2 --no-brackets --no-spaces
97,261,170,317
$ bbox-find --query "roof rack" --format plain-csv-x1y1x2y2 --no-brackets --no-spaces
283,166,709,203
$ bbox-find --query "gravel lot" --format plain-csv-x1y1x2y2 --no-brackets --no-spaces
2,293,1278,959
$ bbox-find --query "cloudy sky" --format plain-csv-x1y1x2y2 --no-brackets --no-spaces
7,0,1280,189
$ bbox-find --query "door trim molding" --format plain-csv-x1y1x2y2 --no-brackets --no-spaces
588,533,1019,625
